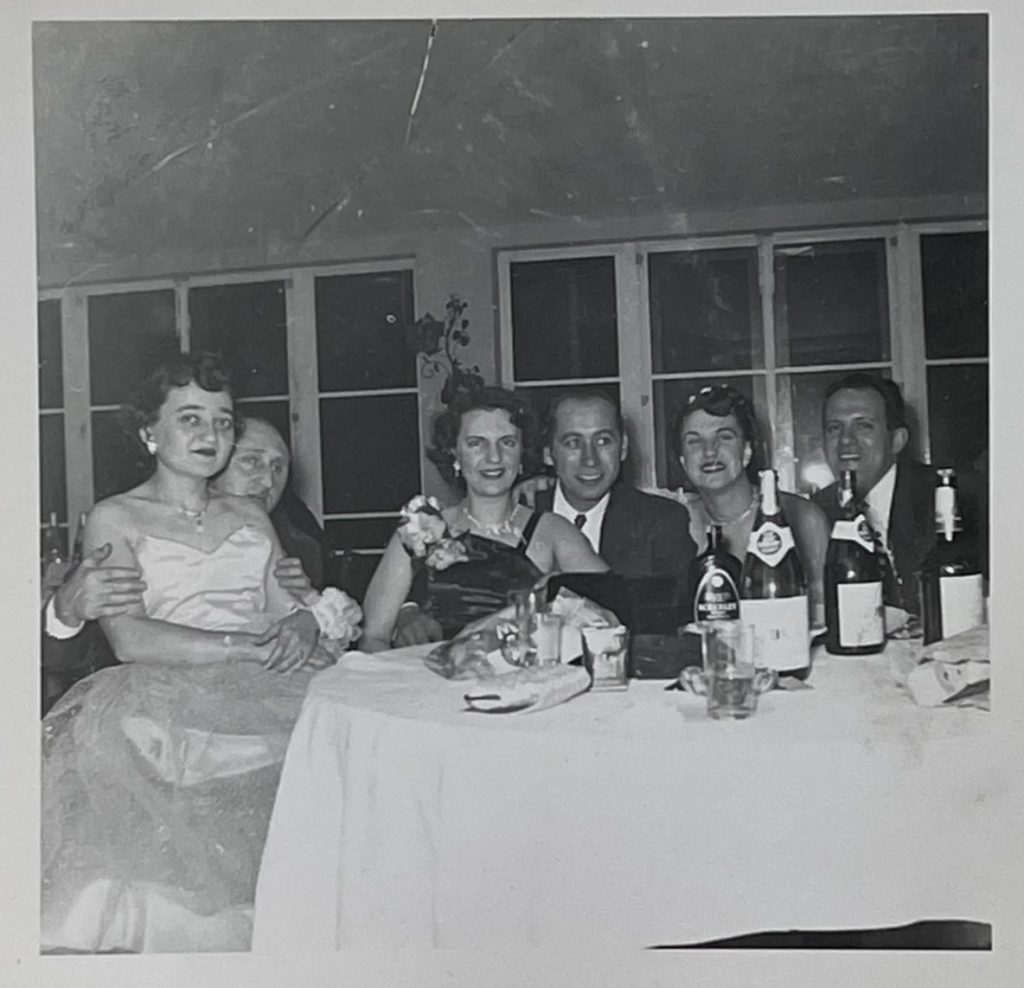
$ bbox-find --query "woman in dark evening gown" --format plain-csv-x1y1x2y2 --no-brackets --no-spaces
360,387,607,651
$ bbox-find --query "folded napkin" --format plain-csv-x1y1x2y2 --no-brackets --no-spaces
906,625,989,709
464,664,592,714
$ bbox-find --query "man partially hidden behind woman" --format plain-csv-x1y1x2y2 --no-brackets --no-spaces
360,386,608,650
41,353,361,953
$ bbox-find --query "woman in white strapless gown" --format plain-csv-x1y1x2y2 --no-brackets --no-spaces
41,354,354,954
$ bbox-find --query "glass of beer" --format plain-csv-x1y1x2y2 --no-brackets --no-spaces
681,621,776,720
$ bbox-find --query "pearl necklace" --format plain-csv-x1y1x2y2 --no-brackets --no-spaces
462,504,519,538
704,493,758,527
178,500,209,532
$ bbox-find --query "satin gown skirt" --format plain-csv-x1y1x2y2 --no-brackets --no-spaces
41,661,313,953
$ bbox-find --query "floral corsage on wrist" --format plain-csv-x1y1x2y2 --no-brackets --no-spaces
398,495,469,572
305,588,363,648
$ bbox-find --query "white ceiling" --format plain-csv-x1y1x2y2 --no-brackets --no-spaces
33,16,987,273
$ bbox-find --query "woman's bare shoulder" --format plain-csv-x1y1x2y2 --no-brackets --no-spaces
781,491,829,530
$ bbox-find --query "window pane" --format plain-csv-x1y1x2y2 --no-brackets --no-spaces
234,398,291,449
921,232,988,359
927,364,988,471
92,409,151,501
39,413,66,524
39,299,63,409
650,248,762,373
652,376,767,492
189,281,288,397
88,290,178,406
511,257,618,381
773,240,890,366
320,395,420,513
324,517,398,554
315,270,415,392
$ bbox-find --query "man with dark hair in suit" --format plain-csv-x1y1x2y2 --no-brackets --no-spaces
534,390,698,581
811,372,986,617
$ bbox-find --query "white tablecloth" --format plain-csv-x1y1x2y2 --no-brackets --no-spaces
251,642,1001,950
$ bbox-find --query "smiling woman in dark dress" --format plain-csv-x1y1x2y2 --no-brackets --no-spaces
360,387,608,651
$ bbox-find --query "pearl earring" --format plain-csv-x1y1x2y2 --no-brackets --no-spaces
453,461,461,476
145,438,157,455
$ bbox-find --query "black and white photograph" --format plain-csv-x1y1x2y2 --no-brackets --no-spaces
5,4,1024,986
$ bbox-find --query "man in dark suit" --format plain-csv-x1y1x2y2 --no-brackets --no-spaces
811,373,985,615
533,391,697,581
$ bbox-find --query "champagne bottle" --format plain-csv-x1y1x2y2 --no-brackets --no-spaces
824,470,884,655
71,511,88,568
689,524,742,624
740,469,810,678
921,468,985,645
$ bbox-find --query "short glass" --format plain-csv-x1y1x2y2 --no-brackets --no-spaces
533,612,563,665
681,621,777,720
502,588,544,667
582,625,630,691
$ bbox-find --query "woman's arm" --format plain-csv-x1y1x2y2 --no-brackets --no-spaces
536,514,610,575
86,500,269,666
783,492,831,627
360,530,415,652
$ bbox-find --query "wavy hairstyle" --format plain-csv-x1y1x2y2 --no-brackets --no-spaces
121,352,238,471
427,385,540,490
670,383,765,480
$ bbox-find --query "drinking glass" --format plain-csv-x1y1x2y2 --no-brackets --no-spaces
681,621,776,720
582,625,630,690
534,612,563,665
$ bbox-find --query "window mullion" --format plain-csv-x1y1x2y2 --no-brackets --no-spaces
891,224,930,462
286,270,323,521
62,289,94,524
758,236,794,488
175,281,190,353
615,245,654,490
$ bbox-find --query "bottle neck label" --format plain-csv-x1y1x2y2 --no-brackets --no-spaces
830,517,875,553
694,568,741,622
746,521,796,567
934,485,962,541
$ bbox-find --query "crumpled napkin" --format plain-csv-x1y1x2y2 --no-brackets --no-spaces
464,663,592,713
906,625,989,709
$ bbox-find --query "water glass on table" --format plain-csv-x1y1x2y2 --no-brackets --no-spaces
681,621,777,720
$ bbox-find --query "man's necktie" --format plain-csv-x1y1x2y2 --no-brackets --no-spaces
574,513,587,530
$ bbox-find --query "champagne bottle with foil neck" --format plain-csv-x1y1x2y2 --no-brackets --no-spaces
921,468,984,644
740,469,810,678
824,470,885,655
689,524,743,624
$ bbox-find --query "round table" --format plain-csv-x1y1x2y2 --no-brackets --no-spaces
251,641,1000,950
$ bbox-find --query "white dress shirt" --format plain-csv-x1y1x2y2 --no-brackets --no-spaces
551,483,611,554
44,594,85,639
863,463,898,550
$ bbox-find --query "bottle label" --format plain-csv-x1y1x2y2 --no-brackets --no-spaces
939,574,985,639
836,582,885,648
739,595,809,673
746,522,796,568
830,517,875,553
694,569,741,622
